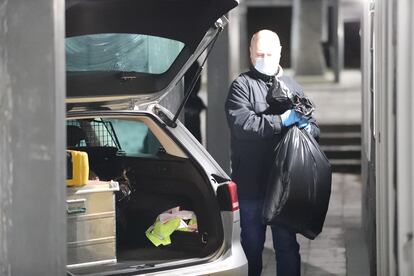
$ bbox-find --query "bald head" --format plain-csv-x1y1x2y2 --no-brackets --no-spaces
250,30,281,49
249,30,282,75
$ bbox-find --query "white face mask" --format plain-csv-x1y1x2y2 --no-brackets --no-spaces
254,57,279,76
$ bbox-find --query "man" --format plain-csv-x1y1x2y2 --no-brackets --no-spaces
225,30,319,276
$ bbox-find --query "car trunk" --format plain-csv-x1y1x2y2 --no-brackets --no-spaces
64,0,238,272
66,115,224,275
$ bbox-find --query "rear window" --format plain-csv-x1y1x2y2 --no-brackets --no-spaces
66,33,185,74
107,119,161,156
67,118,161,156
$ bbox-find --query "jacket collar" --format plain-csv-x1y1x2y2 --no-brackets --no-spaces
249,65,284,83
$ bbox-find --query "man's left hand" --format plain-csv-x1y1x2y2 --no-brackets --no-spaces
297,117,313,133
297,117,309,129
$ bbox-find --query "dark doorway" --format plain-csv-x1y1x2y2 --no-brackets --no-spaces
247,7,293,68
344,21,361,68
322,6,335,68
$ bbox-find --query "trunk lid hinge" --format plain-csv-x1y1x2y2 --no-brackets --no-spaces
154,106,177,128
130,99,158,111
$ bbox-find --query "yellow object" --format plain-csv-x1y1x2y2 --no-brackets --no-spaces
146,208,199,246
66,150,89,187
146,217,181,246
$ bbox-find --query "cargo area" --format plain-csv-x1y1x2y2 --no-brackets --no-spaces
65,117,224,275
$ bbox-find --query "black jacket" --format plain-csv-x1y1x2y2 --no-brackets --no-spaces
225,68,320,200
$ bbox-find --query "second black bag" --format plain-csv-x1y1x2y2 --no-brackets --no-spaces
262,126,332,240
266,79,315,116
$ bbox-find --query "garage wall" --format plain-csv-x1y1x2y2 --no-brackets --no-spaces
0,0,66,274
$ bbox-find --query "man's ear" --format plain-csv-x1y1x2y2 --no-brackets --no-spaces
249,48,255,65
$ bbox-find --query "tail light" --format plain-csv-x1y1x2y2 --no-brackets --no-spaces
217,181,239,211
227,181,239,211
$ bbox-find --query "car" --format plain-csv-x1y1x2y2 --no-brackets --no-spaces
64,0,247,275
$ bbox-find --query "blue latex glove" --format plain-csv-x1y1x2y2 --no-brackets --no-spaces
297,117,309,129
280,109,301,127
297,117,312,133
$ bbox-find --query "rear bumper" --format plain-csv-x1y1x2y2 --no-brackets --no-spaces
145,241,248,276
207,240,248,276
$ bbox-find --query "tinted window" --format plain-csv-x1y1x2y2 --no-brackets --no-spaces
67,119,121,148
107,119,161,155
66,34,185,74
66,118,161,156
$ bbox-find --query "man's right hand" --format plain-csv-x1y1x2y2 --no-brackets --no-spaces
280,109,301,127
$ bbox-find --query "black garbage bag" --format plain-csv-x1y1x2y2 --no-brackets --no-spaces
266,79,315,116
263,126,332,240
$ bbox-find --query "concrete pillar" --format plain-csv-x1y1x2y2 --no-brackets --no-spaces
321,0,329,43
238,0,250,71
228,10,241,82
292,0,327,76
332,0,344,82
0,0,66,274
207,11,240,175
207,29,231,174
